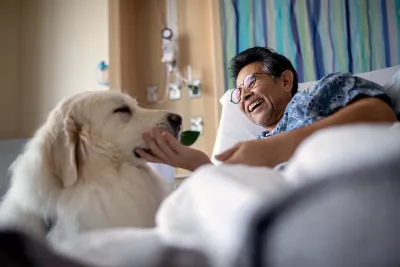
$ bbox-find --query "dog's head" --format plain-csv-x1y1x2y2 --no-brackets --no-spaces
42,91,182,188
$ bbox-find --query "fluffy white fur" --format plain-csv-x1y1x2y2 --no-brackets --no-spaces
0,90,180,244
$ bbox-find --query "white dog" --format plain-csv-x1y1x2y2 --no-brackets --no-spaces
0,90,182,244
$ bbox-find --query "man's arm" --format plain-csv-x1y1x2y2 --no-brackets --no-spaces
216,97,397,167
268,97,397,165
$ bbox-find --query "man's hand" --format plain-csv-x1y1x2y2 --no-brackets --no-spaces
215,137,288,167
136,127,211,172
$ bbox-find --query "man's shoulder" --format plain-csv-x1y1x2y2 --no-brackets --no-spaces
312,71,384,91
312,72,353,92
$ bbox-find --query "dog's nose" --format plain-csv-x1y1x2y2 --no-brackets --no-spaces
167,113,182,129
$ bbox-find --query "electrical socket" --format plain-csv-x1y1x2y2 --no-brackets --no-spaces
168,82,181,100
190,116,203,135
147,86,158,103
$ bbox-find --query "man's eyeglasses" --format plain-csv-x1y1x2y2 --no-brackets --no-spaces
230,73,272,104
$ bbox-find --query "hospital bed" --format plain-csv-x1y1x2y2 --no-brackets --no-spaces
1,66,400,267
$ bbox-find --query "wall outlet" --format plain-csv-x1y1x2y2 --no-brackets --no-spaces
147,86,158,103
190,116,203,135
188,79,201,98
168,82,181,100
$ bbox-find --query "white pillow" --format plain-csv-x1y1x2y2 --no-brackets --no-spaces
211,90,265,164
211,65,400,164
382,70,400,114
357,65,400,86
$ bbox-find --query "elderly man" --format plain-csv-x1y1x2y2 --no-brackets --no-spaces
136,47,397,171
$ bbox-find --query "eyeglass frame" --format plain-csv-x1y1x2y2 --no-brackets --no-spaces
230,72,275,104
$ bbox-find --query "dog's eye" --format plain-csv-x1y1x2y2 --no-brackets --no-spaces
113,106,131,114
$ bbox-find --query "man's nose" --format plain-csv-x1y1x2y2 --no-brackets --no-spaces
242,88,253,101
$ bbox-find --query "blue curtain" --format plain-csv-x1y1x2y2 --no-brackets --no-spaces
220,0,400,89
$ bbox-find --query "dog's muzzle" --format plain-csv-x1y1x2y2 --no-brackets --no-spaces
167,113,182,137
134,113,182,159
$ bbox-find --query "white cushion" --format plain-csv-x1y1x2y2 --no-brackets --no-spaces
283,122,400,184
382,70,400,114
211,92,265,163
211,65,400,164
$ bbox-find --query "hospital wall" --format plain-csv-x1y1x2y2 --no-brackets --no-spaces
0,0,109,138
108,0,224,176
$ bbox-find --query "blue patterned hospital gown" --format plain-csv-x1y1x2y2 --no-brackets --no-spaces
257,72,392,139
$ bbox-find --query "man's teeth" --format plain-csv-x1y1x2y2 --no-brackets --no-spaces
249,100,263,112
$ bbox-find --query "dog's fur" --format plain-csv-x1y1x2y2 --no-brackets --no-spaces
0,91,180,244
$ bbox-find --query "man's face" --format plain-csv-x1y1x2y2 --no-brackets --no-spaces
236,62,293,129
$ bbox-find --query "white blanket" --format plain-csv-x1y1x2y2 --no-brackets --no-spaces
56,122,400,267
56,165,290,267
283,122,400,184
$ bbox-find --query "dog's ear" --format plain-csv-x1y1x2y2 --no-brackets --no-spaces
60,116,81,188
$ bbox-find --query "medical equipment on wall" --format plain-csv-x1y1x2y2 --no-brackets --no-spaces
157,27,202,103
149,0,201,104
160,27,186,101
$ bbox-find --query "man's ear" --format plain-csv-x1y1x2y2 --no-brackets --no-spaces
60,116,81,188
281,70,294,93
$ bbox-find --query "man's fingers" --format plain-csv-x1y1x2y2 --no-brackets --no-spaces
153,128,178,157
223,158,241,164
215,146,238,162
162,131,182,152
135,149,163,163
142,132,169,162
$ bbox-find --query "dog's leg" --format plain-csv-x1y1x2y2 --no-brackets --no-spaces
0,197,47,240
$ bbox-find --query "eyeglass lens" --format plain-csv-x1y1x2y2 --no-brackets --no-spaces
231,74,256,103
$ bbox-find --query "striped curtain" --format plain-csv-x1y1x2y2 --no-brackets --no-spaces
220,0,400,89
